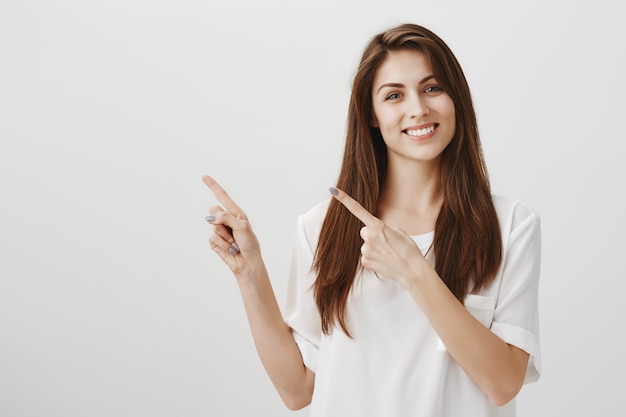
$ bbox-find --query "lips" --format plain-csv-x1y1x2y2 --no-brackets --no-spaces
403,123,438,138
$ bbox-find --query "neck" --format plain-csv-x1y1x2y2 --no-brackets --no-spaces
380,157,443,210
377,157,443,234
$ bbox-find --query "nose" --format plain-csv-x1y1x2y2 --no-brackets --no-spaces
407,92,429,118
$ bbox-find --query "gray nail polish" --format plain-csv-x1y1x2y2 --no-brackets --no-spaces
205,215,216,222
228,247,238,255
231,242,240,252
329,187,338,196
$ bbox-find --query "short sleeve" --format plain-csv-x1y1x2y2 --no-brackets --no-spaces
491,206,542,384
283,213,323,373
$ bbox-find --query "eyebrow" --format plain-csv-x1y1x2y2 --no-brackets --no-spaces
375,74,436,94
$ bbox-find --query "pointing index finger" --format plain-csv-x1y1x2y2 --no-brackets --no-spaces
330,187,379,226
202,175,242,215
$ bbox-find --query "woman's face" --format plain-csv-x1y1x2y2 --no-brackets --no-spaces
371,49,456,165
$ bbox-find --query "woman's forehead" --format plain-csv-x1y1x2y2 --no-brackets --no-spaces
373,49,434,88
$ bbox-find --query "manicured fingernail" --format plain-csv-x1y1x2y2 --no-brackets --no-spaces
231,242,240,252
205,215,216,222
329,187,338,196
228,247,238,255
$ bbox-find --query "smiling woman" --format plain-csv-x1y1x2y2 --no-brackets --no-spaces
371,49,457,172
203,23,541,417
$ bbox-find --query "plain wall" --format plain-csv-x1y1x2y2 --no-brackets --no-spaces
1,0,624,416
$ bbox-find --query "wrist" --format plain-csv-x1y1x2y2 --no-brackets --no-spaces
234,257,267,284
402,256,432,290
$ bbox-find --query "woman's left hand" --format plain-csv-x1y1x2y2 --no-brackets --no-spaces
330,187,431,286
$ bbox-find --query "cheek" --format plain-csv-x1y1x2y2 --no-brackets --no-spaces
446,98,456,120
372,107,398,130
441,100,456,130
448,108,456,128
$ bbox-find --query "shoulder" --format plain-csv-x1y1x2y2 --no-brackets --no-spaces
299,198,331,223
296,199,331,248
492,194,541,237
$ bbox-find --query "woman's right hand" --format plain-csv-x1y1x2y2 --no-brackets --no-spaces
202,175,314,409
202,175,262,277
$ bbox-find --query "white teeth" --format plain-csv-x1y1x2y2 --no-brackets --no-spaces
406,125,435,137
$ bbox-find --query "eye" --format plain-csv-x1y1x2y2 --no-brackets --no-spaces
385,92,402,101
424,85,443,94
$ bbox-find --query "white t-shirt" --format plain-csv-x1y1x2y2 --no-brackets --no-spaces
284,195,541,417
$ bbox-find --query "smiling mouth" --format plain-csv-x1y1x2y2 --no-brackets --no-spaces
404,124,438,138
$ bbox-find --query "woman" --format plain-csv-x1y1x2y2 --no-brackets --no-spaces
203,23,541,417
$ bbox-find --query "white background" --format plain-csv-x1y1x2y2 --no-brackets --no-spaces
1,0,624,416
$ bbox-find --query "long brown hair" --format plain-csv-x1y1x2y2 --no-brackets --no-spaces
312,23,502,336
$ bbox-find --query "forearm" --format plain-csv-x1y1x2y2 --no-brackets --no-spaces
235,261,314,410
201,176,314,408
405,267,528,406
